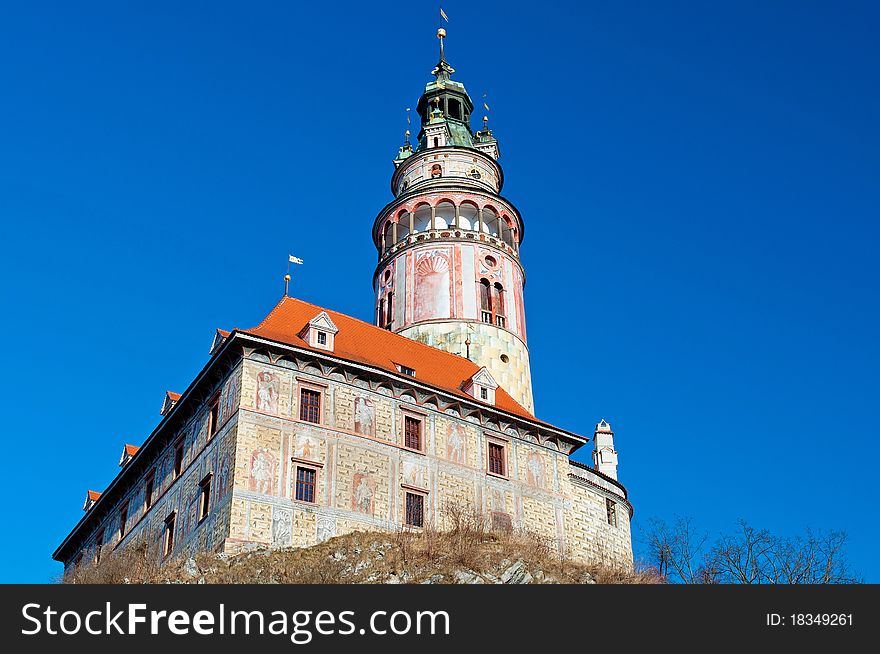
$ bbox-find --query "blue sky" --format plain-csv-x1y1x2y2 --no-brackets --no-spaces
0,1,877,583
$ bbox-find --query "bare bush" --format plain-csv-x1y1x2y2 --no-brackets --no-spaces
643,517,861,584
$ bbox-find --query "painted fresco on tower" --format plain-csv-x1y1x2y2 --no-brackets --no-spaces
414,249,451,321
351,472,375,515
249,448,276,495
354,396,375,437
256,371,279,414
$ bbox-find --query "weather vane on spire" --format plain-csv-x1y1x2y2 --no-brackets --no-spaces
284,254,304,296
432,6,454,80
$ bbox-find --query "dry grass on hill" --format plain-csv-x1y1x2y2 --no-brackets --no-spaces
63,507,661,585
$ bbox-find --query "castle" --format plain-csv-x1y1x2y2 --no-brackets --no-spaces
53,28,634,574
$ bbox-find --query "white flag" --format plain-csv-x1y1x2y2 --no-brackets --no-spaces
289,255,304,265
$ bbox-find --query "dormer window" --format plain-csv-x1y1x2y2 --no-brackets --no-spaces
300,311,339,352
463,367,499,405
396,364,416,377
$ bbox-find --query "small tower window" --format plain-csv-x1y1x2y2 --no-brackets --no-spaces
606,499,618,527
468,167,482,180
431,163,442,177
448,99,462,120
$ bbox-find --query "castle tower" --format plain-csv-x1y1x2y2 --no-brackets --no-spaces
592,419,619,479
372,28,534,412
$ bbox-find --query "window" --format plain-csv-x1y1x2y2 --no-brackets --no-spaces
208,396,220,439
431,163,442,177
316,331,327,346
94,530,104,565
144,470,155,511
118,502,129,540
468,167,482,180
488,441,506,476
163,513,176,557
480,387,488,400
606,499,618,527
478,279,506,328
295,466,317,503
198,474,212,522
397,364,416,377
299,388,321,423
378,298,386,328
173,438,185,480
405,492,425,527
386,292,394,328
404,416,422,451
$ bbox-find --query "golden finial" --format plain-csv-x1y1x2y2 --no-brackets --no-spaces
284,274,291,296
437,27,446,39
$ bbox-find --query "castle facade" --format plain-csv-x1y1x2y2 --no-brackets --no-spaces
54,29,634,575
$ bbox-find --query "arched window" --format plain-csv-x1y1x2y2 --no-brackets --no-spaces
413,205,431,233
502,216,515,246
493,283,506,328
431,163,442,177
481,207,500,237
479,279,492,323
383,222,393,252
458,203,478,231
397,212,410,241
435,201,455,230
478,278,507,328
385,292,394,329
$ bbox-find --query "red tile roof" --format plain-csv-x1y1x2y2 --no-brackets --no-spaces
238,296,540,422
86,490,101,501
166,391,182,402
124,444,140,457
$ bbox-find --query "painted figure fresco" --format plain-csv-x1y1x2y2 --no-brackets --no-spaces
222,372,240,422
402,460,424,488
354,396,375,437
352,472,375,515
249,448,276,495
447,423,465,463
216,453,230,501
526,451,545,488
294,435,318,461
256,371,279,414
272,508,292,547
414,250,451,322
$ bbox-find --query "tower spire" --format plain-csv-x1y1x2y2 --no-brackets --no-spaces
432,27,455,81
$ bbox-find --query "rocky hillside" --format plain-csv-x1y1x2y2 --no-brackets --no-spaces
65,513,660,585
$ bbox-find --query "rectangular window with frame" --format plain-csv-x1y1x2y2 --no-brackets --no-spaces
488,441,506,476
144,470,156,511
299,388,322,424
405,492,425,528
404,415,423,451
295,466,317,503
208,396,220,439
94,530,104,565
606,498,617,527
316,331,327,346
198,474,212,522
163,513,176,557
118,502,128,540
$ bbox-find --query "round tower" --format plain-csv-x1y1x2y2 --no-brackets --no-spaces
371,28,534,412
